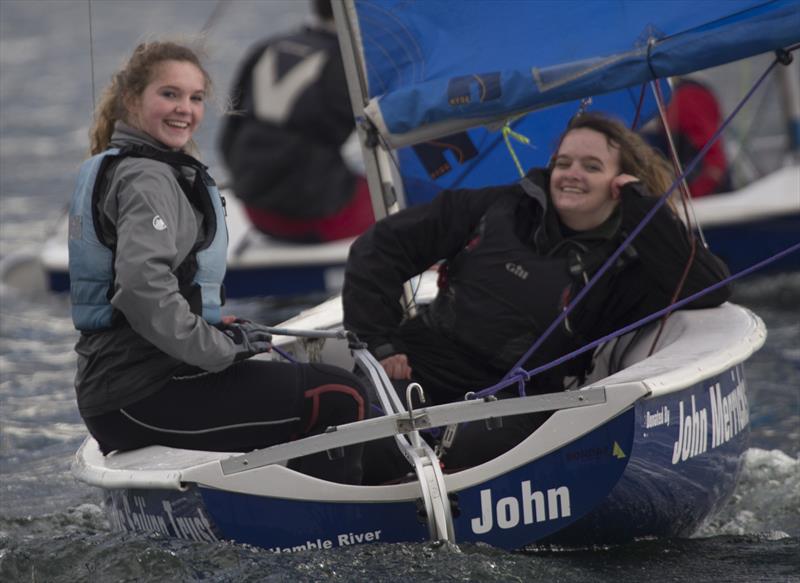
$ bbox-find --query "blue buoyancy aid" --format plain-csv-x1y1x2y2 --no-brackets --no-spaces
68,145,227,330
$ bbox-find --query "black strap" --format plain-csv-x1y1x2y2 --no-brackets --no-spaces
118,144,215,187
90,145,224,320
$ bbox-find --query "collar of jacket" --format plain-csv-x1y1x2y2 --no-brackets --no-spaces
519,167,622,255
109,122,191,156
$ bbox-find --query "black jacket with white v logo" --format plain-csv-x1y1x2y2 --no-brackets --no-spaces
342,168,731,398
218,22,356,218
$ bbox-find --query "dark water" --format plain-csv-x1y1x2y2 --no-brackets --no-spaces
1,1,798,581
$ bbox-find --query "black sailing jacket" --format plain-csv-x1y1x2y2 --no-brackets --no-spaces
218,23,356,219
342,168,731,397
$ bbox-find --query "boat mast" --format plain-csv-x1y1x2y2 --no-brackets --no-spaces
332,0,418,314
331,0,407,221
776,59,800,164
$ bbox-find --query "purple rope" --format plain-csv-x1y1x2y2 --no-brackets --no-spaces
270,344,298,363
475,241,800,398
501,55,781,383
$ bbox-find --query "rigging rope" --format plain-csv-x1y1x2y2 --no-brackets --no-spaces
474,241,800,399
501,117,532,178
200,0,230,36
630,83,647,130
500,97,592,180
646,78,701,355
651,79,707,246
87,0,96,113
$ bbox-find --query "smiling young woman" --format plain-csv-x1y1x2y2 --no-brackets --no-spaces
68,40,370,485
125,60,206,150
549,127,630,231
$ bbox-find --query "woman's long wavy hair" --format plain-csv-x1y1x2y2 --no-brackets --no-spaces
550,112,676,208
88,40,212,156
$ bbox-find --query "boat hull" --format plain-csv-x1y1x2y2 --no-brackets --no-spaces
100,409,634,551
94,364,750,551
76,304,764,551
545,364,749,545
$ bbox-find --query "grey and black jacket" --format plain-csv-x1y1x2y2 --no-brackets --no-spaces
70,124,245,417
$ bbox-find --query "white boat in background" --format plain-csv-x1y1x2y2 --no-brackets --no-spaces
2,191,354,299
4,18,799,299
70,0,799,551
692,163,800,274
5,163,795,300
4,160,796,300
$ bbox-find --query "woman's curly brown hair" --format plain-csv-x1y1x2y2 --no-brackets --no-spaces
88,40,211,156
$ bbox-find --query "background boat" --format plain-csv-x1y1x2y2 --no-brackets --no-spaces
692,163,800,274
3,3,797,301
688,53,800,274
33,192,355,299
8,157,794,299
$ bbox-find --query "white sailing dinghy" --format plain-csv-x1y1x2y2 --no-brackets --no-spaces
71,0,799,550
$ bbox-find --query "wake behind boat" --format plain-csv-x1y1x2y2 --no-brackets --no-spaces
70,0,799,551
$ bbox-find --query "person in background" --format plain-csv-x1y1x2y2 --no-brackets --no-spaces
218,0,373,243
642,76,731,197
69,39,368,484
343,112,731,484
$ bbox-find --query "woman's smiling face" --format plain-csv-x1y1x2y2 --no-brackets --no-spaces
126,60,206,150
550,127,622,231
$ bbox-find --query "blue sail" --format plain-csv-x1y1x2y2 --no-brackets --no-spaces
395,90,665,205
353,0,800,150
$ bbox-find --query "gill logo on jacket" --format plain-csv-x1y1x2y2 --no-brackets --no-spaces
505,262,529,280
152,215,167,231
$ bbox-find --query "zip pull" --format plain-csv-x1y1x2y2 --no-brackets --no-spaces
567,250,589,285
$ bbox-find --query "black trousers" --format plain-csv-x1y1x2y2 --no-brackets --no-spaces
83,360,369,484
